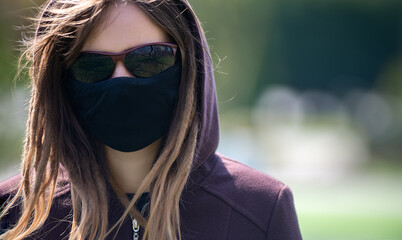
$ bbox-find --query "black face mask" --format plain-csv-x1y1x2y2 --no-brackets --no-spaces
66,63,181,152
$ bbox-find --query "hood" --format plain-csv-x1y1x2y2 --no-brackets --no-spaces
191,27,220,171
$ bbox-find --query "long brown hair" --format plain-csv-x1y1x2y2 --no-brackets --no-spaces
0,0,209,239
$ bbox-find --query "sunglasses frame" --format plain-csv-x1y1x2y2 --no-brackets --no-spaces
80,42,178,64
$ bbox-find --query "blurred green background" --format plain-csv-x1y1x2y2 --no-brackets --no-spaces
1,0,402,239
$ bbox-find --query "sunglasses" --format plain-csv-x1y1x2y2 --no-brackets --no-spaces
70,42,178,83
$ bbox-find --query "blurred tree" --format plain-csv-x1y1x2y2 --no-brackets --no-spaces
0,1,44,169
0,1,42,89
0,2,18,89
251,0,402,163
254,0,402,99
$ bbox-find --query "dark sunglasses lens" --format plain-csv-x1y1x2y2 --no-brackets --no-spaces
71,53,115,83
125,45,176,78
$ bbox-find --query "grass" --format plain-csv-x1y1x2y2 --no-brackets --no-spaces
286,168,402,240
299,213,402,240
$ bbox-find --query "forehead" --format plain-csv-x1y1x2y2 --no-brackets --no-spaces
82,2,170,53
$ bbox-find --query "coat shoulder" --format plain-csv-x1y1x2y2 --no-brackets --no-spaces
200,154,297,234
0,174,22,234
220,154,286,193
0,173,72,238
202,154,287,204
0,173,71,216
0,174,21,202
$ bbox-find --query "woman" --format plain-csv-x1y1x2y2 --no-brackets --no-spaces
0,0,302,239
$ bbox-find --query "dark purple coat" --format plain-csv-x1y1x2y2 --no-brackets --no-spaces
0,14,302,239
1,153,302,240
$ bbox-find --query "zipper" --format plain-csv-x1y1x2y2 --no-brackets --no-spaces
132,202,149,240
132,218,139,240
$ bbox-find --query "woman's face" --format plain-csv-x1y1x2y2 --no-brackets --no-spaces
83,2,171,79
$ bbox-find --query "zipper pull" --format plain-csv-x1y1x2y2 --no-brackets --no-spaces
132,200,149,240
132,218,140,240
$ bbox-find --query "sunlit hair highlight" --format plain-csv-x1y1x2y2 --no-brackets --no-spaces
0,0,209,239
